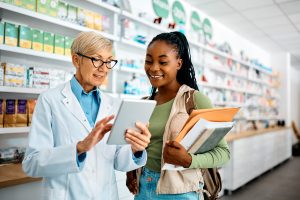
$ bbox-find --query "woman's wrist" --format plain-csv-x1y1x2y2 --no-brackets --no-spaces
76,141,85,155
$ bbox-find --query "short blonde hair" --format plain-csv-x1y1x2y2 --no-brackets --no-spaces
71,31,113,55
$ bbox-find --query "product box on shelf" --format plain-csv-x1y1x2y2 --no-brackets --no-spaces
0,0,13,4
4,99,16,127
67,4,78,23
77,8,87,26
84,10,95,29
4,22,18,46
57,0,68,20
27,99,37,126
26,66,33,88
14,0,36,11
64,36,73,56
18,25,32,49
36,0,48,15
43,32,54,53
94,13,102,31
16,99,27,127
32,67,50,89
48,0,59,17
54,34,65,55
32,29,43,51
0,22,4,44
2,62,26,87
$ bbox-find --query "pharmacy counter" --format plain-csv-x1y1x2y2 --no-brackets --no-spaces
223,127,292,192
0,164,41,188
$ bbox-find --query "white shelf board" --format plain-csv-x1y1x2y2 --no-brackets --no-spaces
204,64,248,80
120,38,147,50
214,101,244,107
0,127,29,135
198,82,246,93
117,66,145,75
121,11,168,33
0,86,46,94
189,40,273,75
0,44,71,63
0,2,118,41
85,0,121,13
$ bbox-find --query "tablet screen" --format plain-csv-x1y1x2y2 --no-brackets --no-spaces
106,99,156,145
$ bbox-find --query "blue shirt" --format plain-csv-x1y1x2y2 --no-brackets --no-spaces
70,76,101,166
70,76,101,127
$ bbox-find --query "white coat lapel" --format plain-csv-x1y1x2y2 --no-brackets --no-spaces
95,92,113,123
61,82,92,132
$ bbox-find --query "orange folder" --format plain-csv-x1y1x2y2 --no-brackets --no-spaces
175,107,240,142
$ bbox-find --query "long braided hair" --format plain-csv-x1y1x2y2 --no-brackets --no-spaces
148,31,199,100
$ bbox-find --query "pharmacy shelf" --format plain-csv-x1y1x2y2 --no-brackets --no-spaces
0,45,72,63
203,64,248,80
189,40,272,75
117,66,145,75
199,81,258,95
121,11,168,33
0,86,46,94
214,101,244,107
0,127,29,135
120,38,147,50
85,0,121,13
0,2,118,41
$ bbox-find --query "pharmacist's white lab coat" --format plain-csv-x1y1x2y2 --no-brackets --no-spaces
22,82,146,200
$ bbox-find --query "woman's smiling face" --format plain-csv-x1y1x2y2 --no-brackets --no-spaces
144,40,182,89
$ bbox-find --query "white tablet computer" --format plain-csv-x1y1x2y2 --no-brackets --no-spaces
106,99,156,145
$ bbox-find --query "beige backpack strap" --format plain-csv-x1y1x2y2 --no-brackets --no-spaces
184,90,196,115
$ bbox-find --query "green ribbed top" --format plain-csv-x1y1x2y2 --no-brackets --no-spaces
145,91,230,172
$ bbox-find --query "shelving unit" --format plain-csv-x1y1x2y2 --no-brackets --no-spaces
0,2,282,198
0,127,30,135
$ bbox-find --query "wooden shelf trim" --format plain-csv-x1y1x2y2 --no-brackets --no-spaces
226,127,290,142
0,164,41,188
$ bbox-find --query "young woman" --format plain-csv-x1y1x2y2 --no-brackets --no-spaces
127,31,230,199
23,31,151,200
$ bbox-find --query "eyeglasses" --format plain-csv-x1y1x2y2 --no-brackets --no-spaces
76,52,118,69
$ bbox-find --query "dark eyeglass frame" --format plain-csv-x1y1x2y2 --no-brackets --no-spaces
76,52,118,69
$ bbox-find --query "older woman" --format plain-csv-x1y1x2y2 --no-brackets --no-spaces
22,31,151,200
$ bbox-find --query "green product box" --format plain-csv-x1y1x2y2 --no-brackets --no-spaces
67,4,77,23
32,29,43,51
43,32,54,53
0,22,4,44
54,34,64,55
57,1,68,20
14,0,35,10
0,0,13,4
49,0,58,17
4,22,18,47
37,0,49,15
64,36,73,56
18,25,32,49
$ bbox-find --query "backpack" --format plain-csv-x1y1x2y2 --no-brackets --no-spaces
185,90,222,200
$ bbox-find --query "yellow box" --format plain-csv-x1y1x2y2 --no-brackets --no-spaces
94,13,102,31
54,34,64,55
43,32,54,53
18,25,32,49
4,22,18,47
32,29,43,51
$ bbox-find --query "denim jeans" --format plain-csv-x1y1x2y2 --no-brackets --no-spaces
134,167,202,200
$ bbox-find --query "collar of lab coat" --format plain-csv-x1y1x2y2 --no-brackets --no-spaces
61,82,113,132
